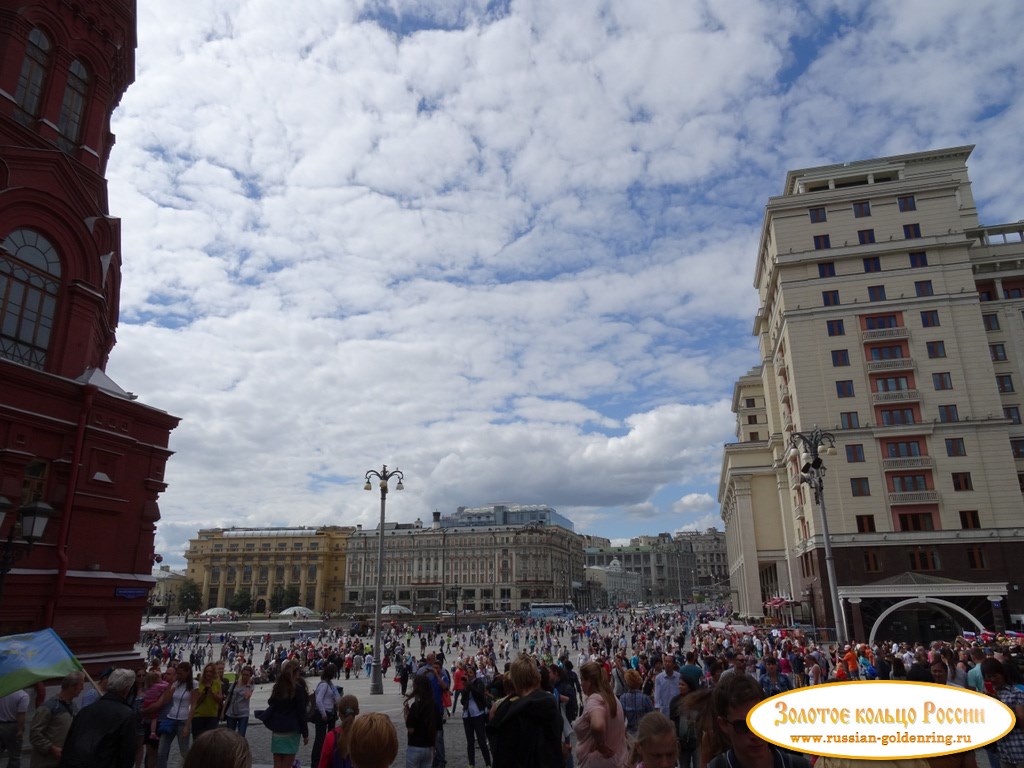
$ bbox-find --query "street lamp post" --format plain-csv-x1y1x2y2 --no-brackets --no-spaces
164,590,175,624
364,464,404,696
0,497,53,607
789,426,848,644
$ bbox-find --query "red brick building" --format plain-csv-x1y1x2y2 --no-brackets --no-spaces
0,0,179,669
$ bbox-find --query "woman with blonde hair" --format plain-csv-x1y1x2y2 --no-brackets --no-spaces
318,695,360,768
190,663,223,740
628,712,677,768
349,712,399,768
574,661,628,767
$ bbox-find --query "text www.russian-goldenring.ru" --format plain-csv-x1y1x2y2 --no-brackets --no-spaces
789,732,972,747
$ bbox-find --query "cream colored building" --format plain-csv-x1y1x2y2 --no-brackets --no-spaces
721,146,1024,641
184,526,354,613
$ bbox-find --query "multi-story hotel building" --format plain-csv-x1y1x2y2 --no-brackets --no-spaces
720,146,1024,642
675,528,730,599
585,532,698,604
184,526,354,613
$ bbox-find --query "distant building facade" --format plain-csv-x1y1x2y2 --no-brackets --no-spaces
447,503,575,532
585,533,697,604
675,528,729,599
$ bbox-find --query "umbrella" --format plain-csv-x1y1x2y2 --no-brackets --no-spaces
380,604,413,615
278,606,316,617
199,607,232,617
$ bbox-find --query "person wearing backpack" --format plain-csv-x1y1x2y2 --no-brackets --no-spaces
618,669,653,737
461,673,493,768
669,675,700,768
317,695,359,768
311,664,343,768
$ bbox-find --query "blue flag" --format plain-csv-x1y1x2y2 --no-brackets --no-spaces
0,628,83,698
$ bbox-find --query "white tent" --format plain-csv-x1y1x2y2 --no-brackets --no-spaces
278,606,316,617
199,607,232,617
380,604,413,615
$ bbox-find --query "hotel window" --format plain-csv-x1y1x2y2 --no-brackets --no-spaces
921,310,939,327
14,28,51,123
1005,406,1021,424
909,251,928,268
1006,288,1023,299
875,376,909,392
959,510,980,529
904,223,922,239
859,230,876,246
908,547,939,571
983,314,1000,331
945,438,966,457
749,432,759,441
898,512,934,531
880,408,915,425
822,290,839,306
836,380,855,397
915,280,934,297
747,415,758,424
892,475,928,492
809,207,827,223
898,195,917,212
870,345,904,360
997,374,1015,393
818,261,836,277
827,319,845,336
242,565,252,582
840,411,860,429
951,472,973,491
853,201,871,218
1012,438,1024,459
814,234,831,250
745,398,756,407
932,372,952,390
850,477,870,496
864,314,898,329
846,444,865,462
864,549,881,572
991,344,1007,362
856,514,875,532
938,404,959,423
967,545,987,570
927,341,946,358
832,349,850,366
868,285,886,302
887,441,921,457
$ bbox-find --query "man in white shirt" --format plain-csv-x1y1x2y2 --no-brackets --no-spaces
0,687,30,768
653,655,680,717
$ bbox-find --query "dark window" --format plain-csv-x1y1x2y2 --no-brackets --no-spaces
951,472,973,491
57,59,89,153
1006,288,1023,299
850,478,870,496
859,230,876,246
745,398,755,407
0,229,62,370
818,261,836,278
814,234,831,250
809,207,827,223
959,510,980,529
747,415,758,424
1005,406,1021,424
864,549,881,572
832,349,850,366
868,285,886,302
909,251,928,268
875,376,909,392
880,408,915,425
932,372,952,390
870,345,904,359
822,290,839,306
892,475,928,492
997,374,1015,393
967,545,986,570
983,314,1000,331
886,441,921,457
853,201,871,218
836,380,855,397
827,319,845,336
749,431,759,441
14,28,51,122
904,223,922,239
945,438,966,457
864,314,898,329
927,341,946,358
840,411,860,429
908,548,938,571
898,512,934,531
1012,438,1024,459
846,444,865,462
898,195,917,212
915,280,934,297
856,514,875,532
921,310,940,327
938,404,959,423
991,344,1007,362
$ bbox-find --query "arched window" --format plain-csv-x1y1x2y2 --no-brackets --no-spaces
0,229,61,370
57,59,89,153
14,28,51,125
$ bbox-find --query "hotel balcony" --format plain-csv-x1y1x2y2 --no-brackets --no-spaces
862,327,910,342
866,357,915,373
779,383,791,403
882,456,934,471
888,490,941,505
871,389,921,405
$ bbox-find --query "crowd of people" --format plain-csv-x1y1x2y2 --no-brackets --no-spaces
1,607,1023,768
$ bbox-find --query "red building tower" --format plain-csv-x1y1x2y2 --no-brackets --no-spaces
0,0,179,669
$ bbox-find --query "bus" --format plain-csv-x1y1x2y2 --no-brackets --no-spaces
528,602,576,620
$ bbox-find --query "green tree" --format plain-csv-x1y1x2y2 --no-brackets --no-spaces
270,585,286,612
178,579,202,613
229,588,252,615
282,585,300,608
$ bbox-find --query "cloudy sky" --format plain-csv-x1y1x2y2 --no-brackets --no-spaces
102,0,1024,568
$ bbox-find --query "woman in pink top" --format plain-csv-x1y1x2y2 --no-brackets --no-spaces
574,661,628,768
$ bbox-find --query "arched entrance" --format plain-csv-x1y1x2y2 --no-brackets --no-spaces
254,598,266,613
867,597,984,645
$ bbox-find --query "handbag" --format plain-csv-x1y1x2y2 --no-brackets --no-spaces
220,680,236,721
156,719,175,736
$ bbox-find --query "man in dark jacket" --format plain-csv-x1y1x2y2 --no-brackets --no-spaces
487,655,564,768
58,669,137,768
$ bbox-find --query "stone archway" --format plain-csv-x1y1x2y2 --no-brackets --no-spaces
867,597,984,645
